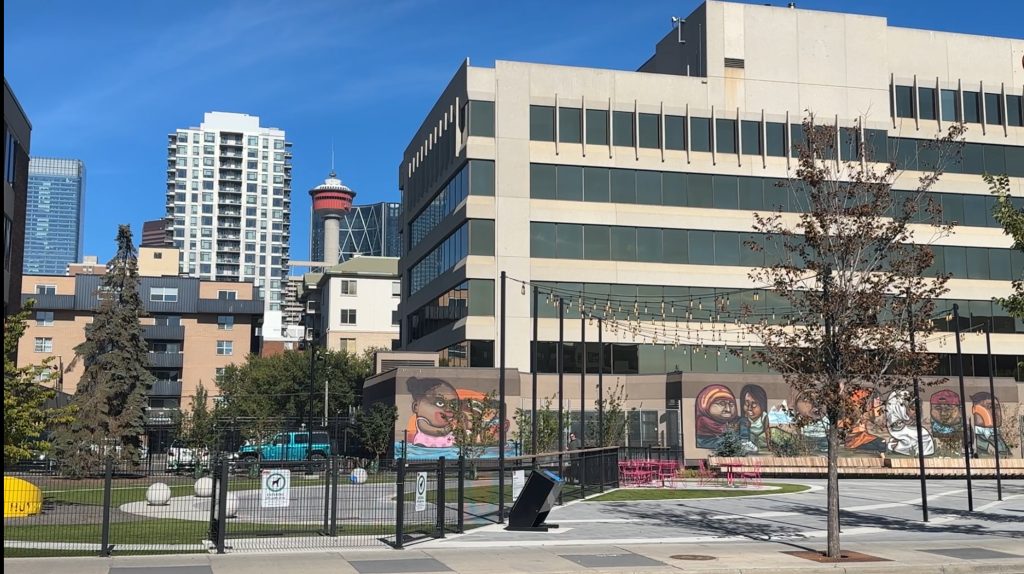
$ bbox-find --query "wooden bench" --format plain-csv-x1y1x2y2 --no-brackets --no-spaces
708,456,1024,478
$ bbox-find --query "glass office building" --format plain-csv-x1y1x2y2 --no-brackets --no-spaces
311,201,400,264
24,158,85,276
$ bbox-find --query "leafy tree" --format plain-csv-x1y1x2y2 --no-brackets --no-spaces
986,174,1024,325
215,348,369,442
744,118,963,557
514,396,573,454
713,430,747,457
4,303,75,464
357,402,398,463
182,383,215,451
55,225,153,476
592,384,628,447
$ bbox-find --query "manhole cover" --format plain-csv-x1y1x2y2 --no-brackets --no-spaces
671,554,716,561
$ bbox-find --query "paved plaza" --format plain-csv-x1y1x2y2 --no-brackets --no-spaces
6,478,1023,573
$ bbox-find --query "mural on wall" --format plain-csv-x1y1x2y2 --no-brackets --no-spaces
693,383,1017,458
395,377,514,459
971,392,1011,456
695,384,739,449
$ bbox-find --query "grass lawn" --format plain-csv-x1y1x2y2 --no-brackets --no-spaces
587,483,810,501
3,518,209,545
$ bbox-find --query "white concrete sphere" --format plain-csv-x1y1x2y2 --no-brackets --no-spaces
146,482,171,506
194,476,213,498
223,492,239,518
350,468,368,485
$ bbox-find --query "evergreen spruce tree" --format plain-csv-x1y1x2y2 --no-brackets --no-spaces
56,225,153,476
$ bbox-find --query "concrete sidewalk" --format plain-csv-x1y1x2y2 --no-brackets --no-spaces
6,538,1024,574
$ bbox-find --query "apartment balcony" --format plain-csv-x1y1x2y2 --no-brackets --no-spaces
220,150,242,158
219,209,241,216
218,198,241,206
220,138,243,146
219,233,241,240
218,174,242,182
220,161,243,169
21,293,75,310
148,352,183,369
145,407,179,426
216,257,240,265
217,222,241,229
142,324,184,340
218,246,240,253
220,185,242,193
197,298,263,314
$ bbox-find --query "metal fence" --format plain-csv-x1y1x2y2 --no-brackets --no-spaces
4,447,620,557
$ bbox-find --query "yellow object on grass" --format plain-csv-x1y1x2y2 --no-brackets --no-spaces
4,476,43,517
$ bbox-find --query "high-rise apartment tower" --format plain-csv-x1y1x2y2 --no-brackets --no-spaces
24,157,85,275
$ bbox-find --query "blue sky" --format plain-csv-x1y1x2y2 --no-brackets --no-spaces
4,0,1021,263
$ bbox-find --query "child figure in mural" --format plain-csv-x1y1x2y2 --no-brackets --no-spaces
738,384,771,454
844,389,888,453
794,393,829,452
695,384,739,449
971,392,1010,456
407,378,459,448
884,390,935,456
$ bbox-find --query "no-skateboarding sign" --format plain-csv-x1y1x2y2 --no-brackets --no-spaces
261,469,291,508
415,472,427,511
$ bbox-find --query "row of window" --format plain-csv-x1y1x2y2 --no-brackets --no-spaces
528,281,1024,333
532,341,1024,381
407,279,495,342
175,132,287,148
34,338,236,355
409,160,494,249
527,105,1024,177
529,222,1023,281
530,163,1023,227
892,85,1024,127
408,220,495,295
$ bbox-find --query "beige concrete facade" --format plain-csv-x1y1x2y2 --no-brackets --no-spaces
138,247,180,277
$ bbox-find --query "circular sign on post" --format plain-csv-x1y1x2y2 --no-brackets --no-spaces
415,472,427,511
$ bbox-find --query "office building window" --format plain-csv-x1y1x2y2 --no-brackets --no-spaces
216,340,233,355
765,122,786,157
894,85,914,118
559,107,582,143
984,93,1003,125
585,109,608,145
963,91,981,123
155,315,181,326
741,121,761,155
149,287,179,302
217,316,234,330
35,284,57,295
340,279,357,295
34,337,53,353
940,89,960,122
340,309,357,325
638,113,660,149
612,111,634,147
468,100,495,137
530,105,555,141
36,311,54,326
1008,95,1023,127
716,119,737,154
665,115,686,151
691,117,711,152
218,290,237,300
918,87,937,120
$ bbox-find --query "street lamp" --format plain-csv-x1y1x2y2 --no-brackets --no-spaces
305,288,319,463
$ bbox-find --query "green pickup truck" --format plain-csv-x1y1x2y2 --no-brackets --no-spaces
236,431,332,466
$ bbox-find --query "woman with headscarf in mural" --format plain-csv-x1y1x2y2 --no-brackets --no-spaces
971,392,1010,456
885,390,935,456
695,384,739,449
738,384,771,453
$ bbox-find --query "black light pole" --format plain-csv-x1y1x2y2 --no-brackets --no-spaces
985,323,1003,501
597,318,604,447
558,297,565,453
498,271,507,523
580,313,586,448
952,304,974,512
907,291,928,522
307,321,316,463
532,286,539,464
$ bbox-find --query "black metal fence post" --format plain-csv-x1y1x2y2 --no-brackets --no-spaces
330,456,339,536
208,460,219,544
100,457,113,557
436,457,446,538
322,456,333,533
394,457,406,549
216,458,228,554
457,456,466,533
599,448,606,493
986,326,1003,501
952,304,974,512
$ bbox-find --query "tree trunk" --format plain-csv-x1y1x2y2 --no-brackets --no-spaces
826,422,841,558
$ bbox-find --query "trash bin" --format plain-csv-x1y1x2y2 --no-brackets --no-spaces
506,469,563,531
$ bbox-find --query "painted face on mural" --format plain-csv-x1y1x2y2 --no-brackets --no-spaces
795,396,820,419
971,394,1001,428
410,381,458,437
709,395,738,422
929,390,961,428
742,392,763,419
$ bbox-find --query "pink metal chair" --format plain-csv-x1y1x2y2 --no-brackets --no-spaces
739,459,763,487
697,459,718,487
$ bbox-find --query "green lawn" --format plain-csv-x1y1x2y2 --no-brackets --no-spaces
587,483,810,501
3,518,208,545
